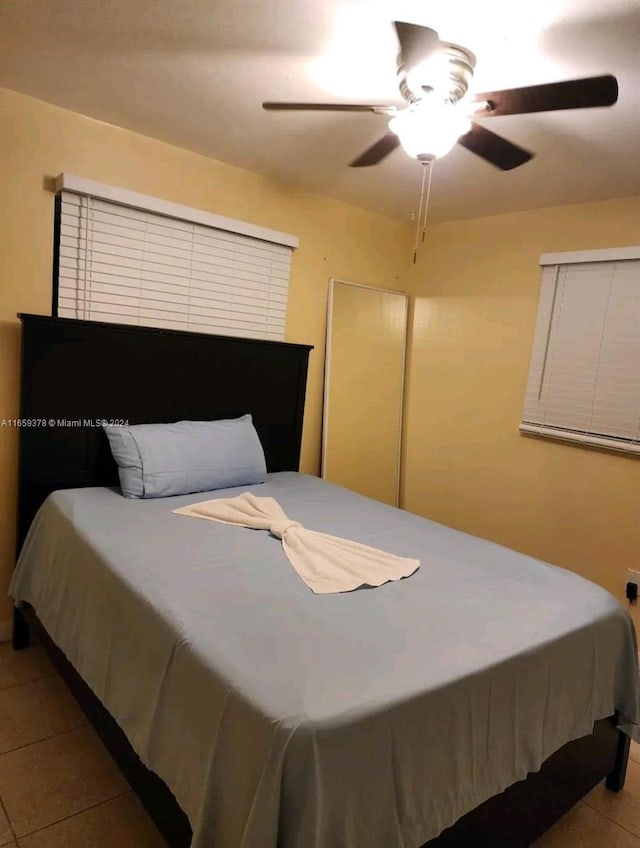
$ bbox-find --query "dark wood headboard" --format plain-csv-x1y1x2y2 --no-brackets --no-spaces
17,314,312,550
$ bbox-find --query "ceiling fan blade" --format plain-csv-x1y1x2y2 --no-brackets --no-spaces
262,102,395,113
350,132,401,167
457,123,534,170
393,21,440,72
474,75,618,117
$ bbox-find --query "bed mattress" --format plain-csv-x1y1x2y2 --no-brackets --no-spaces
10,472,640,848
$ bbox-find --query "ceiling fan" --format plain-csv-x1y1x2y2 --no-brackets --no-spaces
262,21,618,171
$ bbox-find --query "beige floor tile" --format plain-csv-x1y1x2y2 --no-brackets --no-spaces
0,726,129,837
0,646,54,691
631,739,640,765
585,758,640,836
534,801,640,847
0,801,14,845
17,793,167,848
0,676,85,754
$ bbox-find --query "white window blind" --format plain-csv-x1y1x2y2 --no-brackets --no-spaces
521,253,640,454
56,189,294,341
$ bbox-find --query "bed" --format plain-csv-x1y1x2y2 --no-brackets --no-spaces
11,313,640,848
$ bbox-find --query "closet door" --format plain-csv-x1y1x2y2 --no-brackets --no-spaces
322,279,408,506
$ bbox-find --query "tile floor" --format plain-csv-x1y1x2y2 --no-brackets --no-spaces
0,640,638,847
0,642,165,847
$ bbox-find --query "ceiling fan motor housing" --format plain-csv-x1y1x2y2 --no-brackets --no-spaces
398,43,477,104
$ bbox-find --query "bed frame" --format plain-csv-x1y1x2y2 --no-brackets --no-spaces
13,313,630,848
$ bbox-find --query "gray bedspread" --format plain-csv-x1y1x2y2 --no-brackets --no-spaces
10,472,640,848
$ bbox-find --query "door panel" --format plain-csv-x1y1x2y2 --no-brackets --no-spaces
322,280,407,505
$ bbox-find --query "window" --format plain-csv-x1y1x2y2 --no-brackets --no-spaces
54,174,297,341
521,246,640,455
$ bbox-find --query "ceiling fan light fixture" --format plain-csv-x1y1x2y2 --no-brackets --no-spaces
263,18,618,173
389,101,471,161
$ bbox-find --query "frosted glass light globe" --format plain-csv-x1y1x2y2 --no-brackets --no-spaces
389,101,471,160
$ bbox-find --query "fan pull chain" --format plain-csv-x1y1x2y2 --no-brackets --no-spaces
412,160,434,264
421,159,434,243
412,163,428,265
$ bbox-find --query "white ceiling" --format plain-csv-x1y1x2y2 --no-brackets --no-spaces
1,0,639,223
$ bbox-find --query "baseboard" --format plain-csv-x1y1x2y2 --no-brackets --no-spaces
0,618,12,644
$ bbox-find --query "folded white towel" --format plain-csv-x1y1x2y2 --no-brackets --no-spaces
173,492,420,594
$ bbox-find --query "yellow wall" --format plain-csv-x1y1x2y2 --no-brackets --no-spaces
403,196,640,617
0,86,413,633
